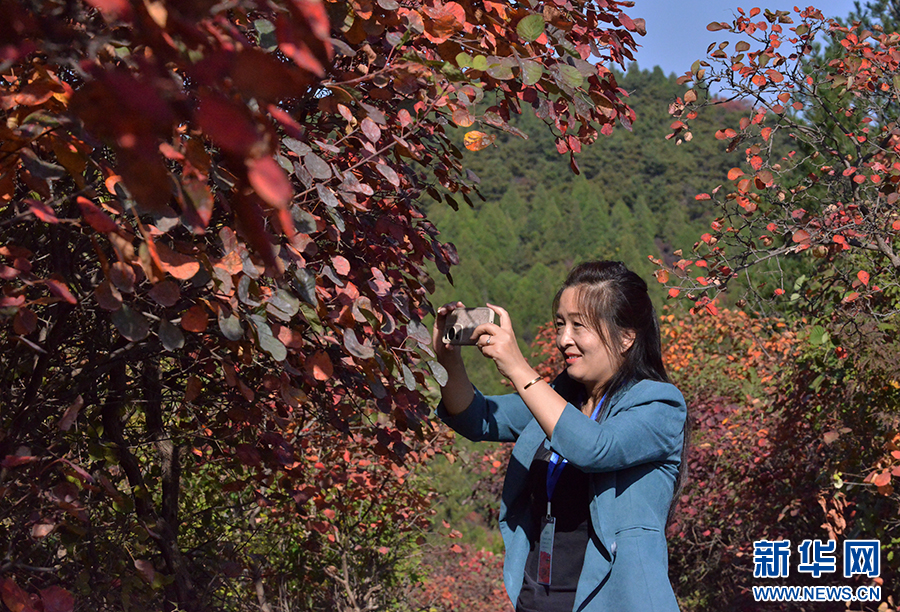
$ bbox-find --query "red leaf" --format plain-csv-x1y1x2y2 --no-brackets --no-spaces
134,559,156,584
307,350,333,381
247,156,292,210
857,270,870,286
40,586,74,612
332,255,350,276
695,193,711,201
153,242,200,281
94,279,123,311
668,288,680,298
727,167,744,181
77,197,118,232
28,199,58,223
148,280,181,307
84,0,132,19
13,308,37,335
792,229,810,243
181,304,209,332
110,261,136,293
1,455,37,468
422,2,466,43
2,578,35,612
196,95,260,156
44,278,77,304
873,470,892,487
360,117,381,142
58,395,84,431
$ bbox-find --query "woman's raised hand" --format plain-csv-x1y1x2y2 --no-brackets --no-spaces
432,301,466,367
473,303,532,383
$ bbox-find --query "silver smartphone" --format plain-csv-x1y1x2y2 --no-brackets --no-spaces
442,307,496,345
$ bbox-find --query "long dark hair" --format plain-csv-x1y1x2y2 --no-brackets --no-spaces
552,260,689,525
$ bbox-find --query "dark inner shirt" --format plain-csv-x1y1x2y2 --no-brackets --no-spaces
515,441,592,612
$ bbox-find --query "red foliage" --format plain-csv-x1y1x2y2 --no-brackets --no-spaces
0,0,643,608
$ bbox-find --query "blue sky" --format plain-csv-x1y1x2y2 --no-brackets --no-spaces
624,0,862,77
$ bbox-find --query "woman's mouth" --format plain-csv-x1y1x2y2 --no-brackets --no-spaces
565,354,581,365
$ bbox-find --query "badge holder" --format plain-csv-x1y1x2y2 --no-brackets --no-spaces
538,501,555,586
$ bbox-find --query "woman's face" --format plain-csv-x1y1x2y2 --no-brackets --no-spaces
555,287,631,395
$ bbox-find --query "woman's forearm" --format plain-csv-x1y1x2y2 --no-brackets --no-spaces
508,366,569,439
439,355,475,415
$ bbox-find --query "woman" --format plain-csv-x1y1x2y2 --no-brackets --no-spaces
433,261,687,612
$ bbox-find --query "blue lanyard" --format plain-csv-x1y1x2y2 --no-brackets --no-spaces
546,395,605,511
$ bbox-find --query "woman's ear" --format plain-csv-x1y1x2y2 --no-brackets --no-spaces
621,330,636,353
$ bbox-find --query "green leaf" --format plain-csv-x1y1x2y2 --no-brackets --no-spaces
344,329,375,359
471,55,489,71
158,319,184,351
486,57,514,80
237,276,261,307
553,64,584,89
259,333,287,361
520,60,543,86
407,319,431,345
268,289,300,321
401,364,416,391
218,312,243,341
292,268,317,305
809,325,830,346
517,14,545,42
893,75,900,92
254,19,277,51
251,316,287,361
427,360,448,387
456,52,473,68
112,305,150,342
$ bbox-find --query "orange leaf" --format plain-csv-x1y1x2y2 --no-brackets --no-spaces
792,229,810,243
727,167,744,181
307,350,333,381
247,156,292,210
668,288,680,298
154,242,200,281
873,470,892,487
44,278,77,304
452,108,474,127
332,255,350,276
77,197,118,233
857,270,870,286
655,269,670,283
181,304,209,332
1,578,34,612
463,130,496,151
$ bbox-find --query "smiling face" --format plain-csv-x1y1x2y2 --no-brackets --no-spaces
555,286,631,398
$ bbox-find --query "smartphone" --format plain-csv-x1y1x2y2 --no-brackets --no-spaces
442,307,496,345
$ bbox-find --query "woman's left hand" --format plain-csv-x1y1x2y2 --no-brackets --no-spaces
472,303,533,382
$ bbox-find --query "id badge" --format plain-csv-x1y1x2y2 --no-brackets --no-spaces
538,515,555,586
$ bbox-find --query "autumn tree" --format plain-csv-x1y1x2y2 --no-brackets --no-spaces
654,6,900,608
658,6,900,374
0,0,644,609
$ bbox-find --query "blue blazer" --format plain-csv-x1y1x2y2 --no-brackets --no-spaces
439,377,686,612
